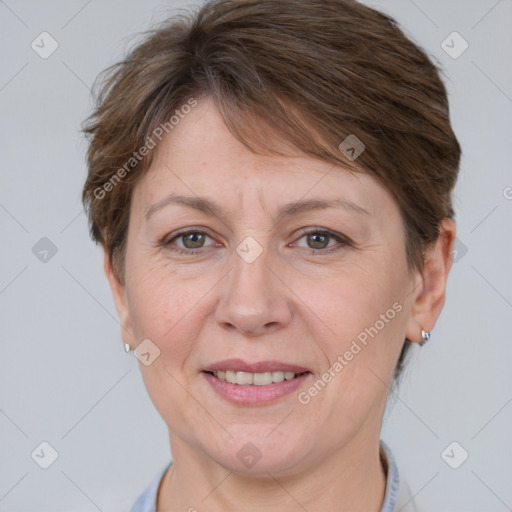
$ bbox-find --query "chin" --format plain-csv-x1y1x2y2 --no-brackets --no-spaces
203,427,311,476
217,451,305,477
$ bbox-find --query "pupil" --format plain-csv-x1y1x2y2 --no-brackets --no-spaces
184,232,204,248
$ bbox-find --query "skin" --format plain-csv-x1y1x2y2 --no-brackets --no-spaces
104,98,455,511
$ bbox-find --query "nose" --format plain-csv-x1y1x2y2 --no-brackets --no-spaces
214,245,292,337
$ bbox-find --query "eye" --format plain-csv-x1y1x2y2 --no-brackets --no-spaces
292,228,348,252
162,229,218,254
179,231,208,249
161,227,349,256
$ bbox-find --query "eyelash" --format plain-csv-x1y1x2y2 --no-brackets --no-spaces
161,228,349,256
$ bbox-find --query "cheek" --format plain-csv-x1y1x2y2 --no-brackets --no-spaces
295,256,404,344
125,267,210,426
294,258,407,406
126,240,195,327
126,269,205,345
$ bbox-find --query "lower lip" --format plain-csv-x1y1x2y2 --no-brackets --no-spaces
202,372,311,405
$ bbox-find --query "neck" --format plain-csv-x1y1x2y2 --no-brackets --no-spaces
157,430,387,512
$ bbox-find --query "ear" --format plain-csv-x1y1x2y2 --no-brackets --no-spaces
405,218,456,344
103,247,135,349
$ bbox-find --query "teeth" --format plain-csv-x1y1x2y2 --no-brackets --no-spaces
253,372,272,385
236,371,254,385
213,370,300,385
271,371,285,383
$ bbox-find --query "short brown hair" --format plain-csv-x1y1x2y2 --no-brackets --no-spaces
82,0,461,380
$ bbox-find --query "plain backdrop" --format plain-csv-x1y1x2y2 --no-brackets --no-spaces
0,0,511,510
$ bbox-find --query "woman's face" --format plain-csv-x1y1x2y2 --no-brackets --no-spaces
108,98,435,474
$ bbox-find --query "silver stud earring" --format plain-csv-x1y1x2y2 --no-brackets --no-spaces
124,343,132,353
419,329,430,346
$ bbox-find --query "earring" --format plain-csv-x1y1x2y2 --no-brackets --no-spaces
124,343,132,353
419,328,430,346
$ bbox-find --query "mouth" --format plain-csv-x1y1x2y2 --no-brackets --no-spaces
201,359,312,405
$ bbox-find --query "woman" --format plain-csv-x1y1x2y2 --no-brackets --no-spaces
82,0,460,510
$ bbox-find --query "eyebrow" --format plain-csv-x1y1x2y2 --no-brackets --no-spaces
144,193,371,221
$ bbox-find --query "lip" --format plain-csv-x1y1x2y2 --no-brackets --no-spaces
202,358,310,374
202,371,311,405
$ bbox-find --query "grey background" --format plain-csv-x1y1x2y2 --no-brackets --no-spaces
0,0,511,510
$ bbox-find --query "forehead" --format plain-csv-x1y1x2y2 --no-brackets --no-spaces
132,98,394,220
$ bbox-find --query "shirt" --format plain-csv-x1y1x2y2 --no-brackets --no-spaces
129,440,417,512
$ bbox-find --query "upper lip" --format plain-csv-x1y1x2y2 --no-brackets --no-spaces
202,358,310,374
